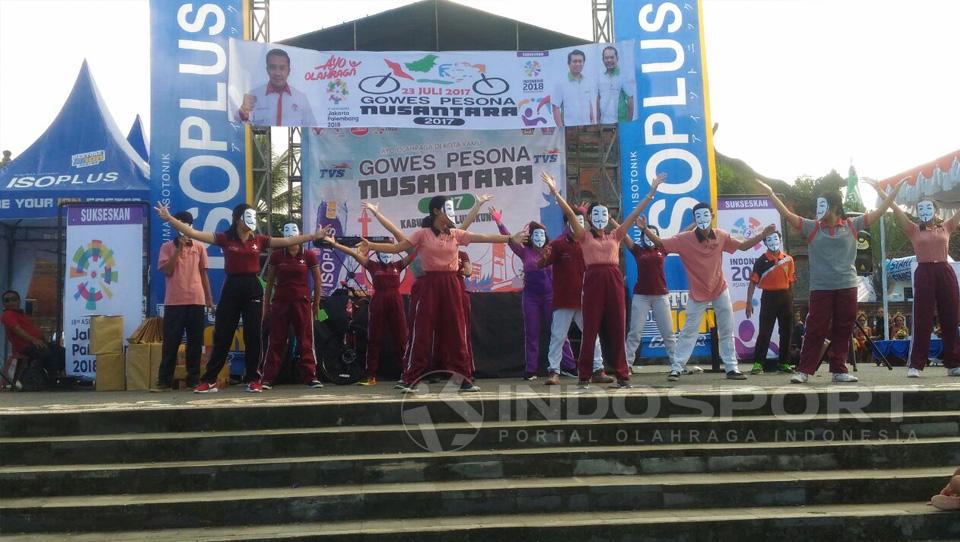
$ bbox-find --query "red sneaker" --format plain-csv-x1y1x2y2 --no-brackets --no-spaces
193,382,218,394
246,380,263,393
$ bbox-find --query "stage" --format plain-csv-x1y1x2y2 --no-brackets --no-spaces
2,363,958,414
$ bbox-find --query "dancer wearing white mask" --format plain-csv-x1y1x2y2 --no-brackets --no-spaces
877,184,960,378
256,222,323,390
641,202,774,381
756,178,905,384
542,171,665,389
619,217,676,372
492,210,579,381
744,231,796,375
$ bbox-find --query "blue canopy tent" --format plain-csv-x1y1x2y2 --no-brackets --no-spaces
126,115,149,162
0,61,150,356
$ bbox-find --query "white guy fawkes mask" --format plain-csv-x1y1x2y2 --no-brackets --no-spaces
642,227,659,248
815,197,829,221
242,209,257,231
443,200,457,223
590,206,609,230
282,223,300,238
376,251,395,265
575,215,585,229
693,208,712,230
763,233,781,252
917,200,936,223
531,229,546,248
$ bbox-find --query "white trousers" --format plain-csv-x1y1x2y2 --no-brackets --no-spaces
548,308,603,372
670,288,740,373
625,294,677,363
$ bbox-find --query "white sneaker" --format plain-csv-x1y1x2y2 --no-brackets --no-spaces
667,370,680,382
790,372,809,384
906,367,921,378
948,367,960,377
832,373,859,383
681,365,704,375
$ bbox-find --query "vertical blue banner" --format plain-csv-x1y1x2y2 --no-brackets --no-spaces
149,0,250,313
615,0,717,286
615,0,716,356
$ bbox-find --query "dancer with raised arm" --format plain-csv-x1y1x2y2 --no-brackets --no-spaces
639,207,775,381
322,228,410,387
357,195,526,393
155,203,323,393
755,177,905,384
541,171,665,389
615,217,676,372
870,181,960,378
491,208,578,381
257,222,323,391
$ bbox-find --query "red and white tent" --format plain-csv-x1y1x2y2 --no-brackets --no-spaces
877,149,960,209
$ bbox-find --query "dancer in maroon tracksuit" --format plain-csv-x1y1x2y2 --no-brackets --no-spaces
257,222,323,390
541,171,665,388
359,195,526,393
880,187,960,378
323,232,410,386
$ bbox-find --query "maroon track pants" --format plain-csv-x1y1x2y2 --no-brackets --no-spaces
578,265,628,381
366,290,407,375
797,287,857,375
258,297,317,384
403,272,472,384
910,262,959,369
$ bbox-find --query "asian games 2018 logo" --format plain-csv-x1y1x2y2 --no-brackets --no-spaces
327,79,349,104
523,60,541,77
731,216,764,251
69,240,118,310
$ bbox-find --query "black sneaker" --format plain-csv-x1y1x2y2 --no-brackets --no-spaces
307,380,323,389
459,381,481,392
609,379,632,389
523,372,537,381
726,371,747,380
667,371,681,381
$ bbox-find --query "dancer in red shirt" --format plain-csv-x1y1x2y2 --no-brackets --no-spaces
256,222,323,390
156,203,323,393
541,171,665,388
359,195,526,393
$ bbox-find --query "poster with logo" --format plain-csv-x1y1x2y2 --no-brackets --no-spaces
149,0,250,315
717,196,783,359
227,38,638,130
302,127,566,295
64,204,145,379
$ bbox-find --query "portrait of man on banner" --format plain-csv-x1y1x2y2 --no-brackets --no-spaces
597,45,636,124
236,48,316,127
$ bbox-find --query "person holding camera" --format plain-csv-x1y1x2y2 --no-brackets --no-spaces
152,211,213,391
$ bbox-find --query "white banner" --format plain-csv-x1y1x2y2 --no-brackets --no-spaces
64,204,144,379
716,196,784,360
228,38,638,130
302,127,566,295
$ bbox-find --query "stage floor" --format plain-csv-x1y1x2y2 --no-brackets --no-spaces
2,363,958,414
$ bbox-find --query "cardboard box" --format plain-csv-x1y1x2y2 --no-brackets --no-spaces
125,343,152,390
90,315,124,354
95,352,125,391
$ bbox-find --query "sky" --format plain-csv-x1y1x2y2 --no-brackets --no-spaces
1,0,957,186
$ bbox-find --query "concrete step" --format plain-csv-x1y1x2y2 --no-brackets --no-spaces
2,411,956,467
0,468,953,534
0,501,956,541
2,436,958,498
3,387,956,438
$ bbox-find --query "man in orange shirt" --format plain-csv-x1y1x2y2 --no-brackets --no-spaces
744,231,796,375
153,211,213,391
